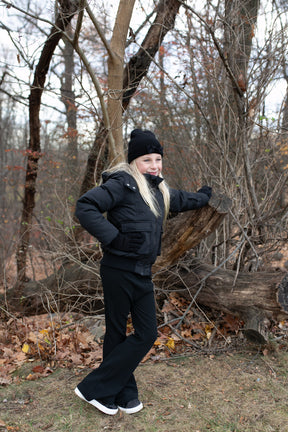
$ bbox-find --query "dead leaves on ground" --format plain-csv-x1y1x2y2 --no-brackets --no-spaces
141,292,244,363
0,313,102,385
0,295,240,386
1,292,287,386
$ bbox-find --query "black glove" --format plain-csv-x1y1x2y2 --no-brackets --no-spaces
109,232,143,252
197,185,212,199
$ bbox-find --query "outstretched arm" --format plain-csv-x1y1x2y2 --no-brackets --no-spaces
169,185,212,213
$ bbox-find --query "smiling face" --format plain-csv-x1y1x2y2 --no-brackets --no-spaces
134,153,163,176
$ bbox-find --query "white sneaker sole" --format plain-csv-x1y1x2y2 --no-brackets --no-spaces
118,402,143,414
74,387,118,416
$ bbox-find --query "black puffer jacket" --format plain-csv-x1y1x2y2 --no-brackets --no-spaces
75,171,210,276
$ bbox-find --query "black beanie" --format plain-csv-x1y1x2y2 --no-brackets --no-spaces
128,129,163,164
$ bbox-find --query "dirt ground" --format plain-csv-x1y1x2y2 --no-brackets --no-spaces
1,343,288,432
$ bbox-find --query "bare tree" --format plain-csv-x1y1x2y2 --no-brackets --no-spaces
78,0,182,197
16,0,80,283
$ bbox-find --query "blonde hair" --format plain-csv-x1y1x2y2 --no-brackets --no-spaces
104,161,170,219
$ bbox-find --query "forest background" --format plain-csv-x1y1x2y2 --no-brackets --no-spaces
1,0,288,281
2,0,288,340
1,1,288,431
1,0,288,277
1,0,288,395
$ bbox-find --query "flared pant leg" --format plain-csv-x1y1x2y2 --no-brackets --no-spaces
77,265,158,404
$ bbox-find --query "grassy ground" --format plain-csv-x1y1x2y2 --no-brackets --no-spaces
1,344,288,432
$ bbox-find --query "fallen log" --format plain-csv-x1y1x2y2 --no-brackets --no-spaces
156,192,232,269
5,192,228,314
155,256,288,343
4,253,288,344
4,192,288,343
4,261,103,316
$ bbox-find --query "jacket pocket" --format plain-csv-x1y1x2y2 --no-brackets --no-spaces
120,221,154,256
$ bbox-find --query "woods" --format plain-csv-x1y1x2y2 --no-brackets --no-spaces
1,0,288,346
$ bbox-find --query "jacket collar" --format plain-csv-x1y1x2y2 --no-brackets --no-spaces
101,170,163,188
144,173,164,187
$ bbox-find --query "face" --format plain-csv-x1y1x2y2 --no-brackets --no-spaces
134,153,163,176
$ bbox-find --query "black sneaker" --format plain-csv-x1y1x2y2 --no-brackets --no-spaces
74,387,118,416
118,399,143,414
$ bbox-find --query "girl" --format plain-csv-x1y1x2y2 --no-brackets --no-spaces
74,129,211,415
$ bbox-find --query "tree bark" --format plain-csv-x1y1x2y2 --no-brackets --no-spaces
122,0,181,110
61,23,78,191
107,0,135,163
155,193,232,270
155,257,288,344
223,0,261,224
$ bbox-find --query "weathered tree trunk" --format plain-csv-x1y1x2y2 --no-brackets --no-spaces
6,261,103,316
223,0,261,227
5,248,288,344
155,257,288,344
107,0,135,163
155,193,231,270
122,0,181,110
61,23,78,191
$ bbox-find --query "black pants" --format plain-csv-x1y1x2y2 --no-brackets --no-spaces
77,265,158,405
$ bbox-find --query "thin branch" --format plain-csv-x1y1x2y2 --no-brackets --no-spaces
0,20,34,69
69,39,116,156
84,0,115,59
178,0,244,98
2,0,116,154
73,0,85,46
0,0,61,28
133,38,242,188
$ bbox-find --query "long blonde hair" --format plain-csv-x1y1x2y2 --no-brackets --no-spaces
104,161,170,219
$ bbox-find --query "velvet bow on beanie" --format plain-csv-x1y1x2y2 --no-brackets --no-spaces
128,129,163,164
